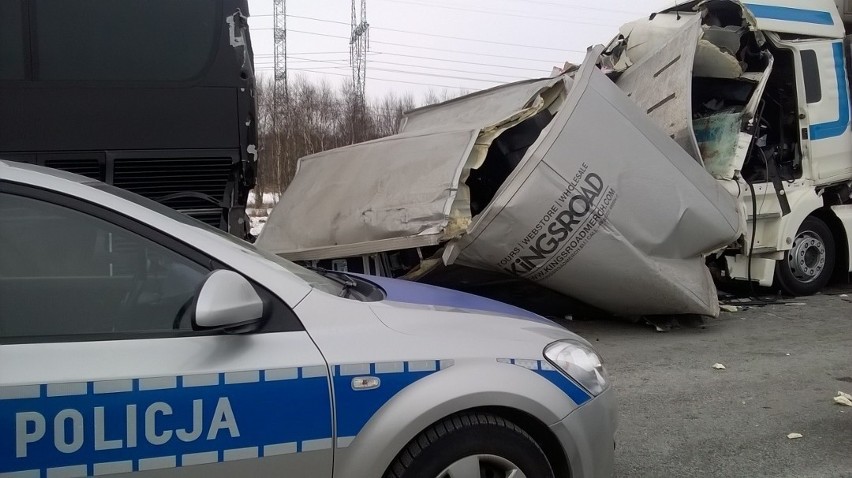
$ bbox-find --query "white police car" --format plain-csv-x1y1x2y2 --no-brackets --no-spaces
0,160,616,477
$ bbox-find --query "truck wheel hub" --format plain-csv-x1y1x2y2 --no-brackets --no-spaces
787,230,826,283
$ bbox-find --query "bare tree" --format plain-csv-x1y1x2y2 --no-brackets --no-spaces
254,74,463,197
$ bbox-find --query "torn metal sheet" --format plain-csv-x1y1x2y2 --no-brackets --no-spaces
609,1,774,181
615,13,704,162
259,48,742,317
255,129,481,259
257,77,566,263
399,77,565,134
444,51,741,317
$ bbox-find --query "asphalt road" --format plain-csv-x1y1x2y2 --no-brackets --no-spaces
564,287,852,478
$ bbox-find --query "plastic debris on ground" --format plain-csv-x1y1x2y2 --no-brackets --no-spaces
786,433,803,439
712,363,726,370
719,304,739,312
835,391,852,407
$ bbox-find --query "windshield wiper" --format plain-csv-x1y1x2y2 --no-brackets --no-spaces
306,266,357,297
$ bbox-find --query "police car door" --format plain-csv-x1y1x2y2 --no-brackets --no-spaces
0,185,333,477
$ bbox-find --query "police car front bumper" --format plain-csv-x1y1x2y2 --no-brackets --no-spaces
550,385,617,478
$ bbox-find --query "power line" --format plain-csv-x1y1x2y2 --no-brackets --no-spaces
371,0,624,28
371,60,527,80
255,15,588,53
258,66,481,91
374,25,586,52
257,64,349,70
371,41,565,64
258,39,565,64
256,51,352,56
269,50,546,74
259,55,530,81
493,0,648,16
259,27,584,55
367,66,505,83
372,50,547,73
279,54,525,82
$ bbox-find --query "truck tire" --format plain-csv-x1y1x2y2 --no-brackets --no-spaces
384,412,555,478
775,216,835,296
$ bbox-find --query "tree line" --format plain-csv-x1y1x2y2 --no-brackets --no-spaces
253,75,462,199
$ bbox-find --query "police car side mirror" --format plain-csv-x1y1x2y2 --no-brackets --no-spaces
192,270,264,333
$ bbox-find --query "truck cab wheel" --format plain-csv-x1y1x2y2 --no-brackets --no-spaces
775,216,835,296
384,412,555,478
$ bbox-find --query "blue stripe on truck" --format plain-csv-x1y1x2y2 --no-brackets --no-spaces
809,42,850,141
744,4,835,25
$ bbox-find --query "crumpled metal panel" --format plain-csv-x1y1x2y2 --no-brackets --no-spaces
400,77,564,134
259,50,743,317
255,129,479,256
615,13,704,163
444,51,742,317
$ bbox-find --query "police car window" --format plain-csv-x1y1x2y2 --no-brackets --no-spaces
0,193,209,339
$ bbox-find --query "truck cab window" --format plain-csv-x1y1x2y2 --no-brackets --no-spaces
801,50,822,104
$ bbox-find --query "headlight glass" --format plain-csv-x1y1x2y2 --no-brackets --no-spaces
544,340,609,396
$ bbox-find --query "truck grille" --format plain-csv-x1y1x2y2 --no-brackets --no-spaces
113,156,233,227
43,158,104,181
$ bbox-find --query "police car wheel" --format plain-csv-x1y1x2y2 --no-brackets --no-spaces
384,411,555,478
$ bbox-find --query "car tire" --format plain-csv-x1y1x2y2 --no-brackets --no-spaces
384,412,555,478
775,216,836,296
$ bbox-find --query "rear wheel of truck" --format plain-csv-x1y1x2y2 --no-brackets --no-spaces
775,216,835,296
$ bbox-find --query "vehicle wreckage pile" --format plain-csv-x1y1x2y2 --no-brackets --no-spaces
257,1,798,317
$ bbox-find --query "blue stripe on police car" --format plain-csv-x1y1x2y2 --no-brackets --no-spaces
1,368,332,475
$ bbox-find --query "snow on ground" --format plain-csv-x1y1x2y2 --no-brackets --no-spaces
247,190,279,236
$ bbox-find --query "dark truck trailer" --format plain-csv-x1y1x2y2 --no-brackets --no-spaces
0,0,257,238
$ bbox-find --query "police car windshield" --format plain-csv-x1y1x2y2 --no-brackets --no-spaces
87,182,345,295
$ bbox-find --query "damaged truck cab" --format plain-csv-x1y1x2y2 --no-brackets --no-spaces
604,0,852,295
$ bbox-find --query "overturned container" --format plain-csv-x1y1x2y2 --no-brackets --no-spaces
257,45,743,317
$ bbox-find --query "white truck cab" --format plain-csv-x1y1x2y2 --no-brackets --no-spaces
607,0,852,295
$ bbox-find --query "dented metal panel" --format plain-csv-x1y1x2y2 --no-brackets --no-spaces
615,14,704,162
259,48,742,317
400,77,565,134
443,51,741,317
256,129,480,256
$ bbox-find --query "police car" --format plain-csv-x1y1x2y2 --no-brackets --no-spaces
0,160,616,477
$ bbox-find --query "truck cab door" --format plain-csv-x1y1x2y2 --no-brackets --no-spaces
794,39,852,184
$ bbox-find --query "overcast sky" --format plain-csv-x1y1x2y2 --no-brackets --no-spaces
246,0,673,101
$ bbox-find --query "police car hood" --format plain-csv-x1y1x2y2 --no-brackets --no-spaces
362,275,582,343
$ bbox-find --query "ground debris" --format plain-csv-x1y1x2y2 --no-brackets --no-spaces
720,304,739,312
835,391,852,407
712,363,726,370
787,433,803,439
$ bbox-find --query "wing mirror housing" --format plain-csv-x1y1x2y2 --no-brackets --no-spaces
192,270,264,333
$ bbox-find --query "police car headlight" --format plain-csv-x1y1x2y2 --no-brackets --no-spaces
544,340,609,396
